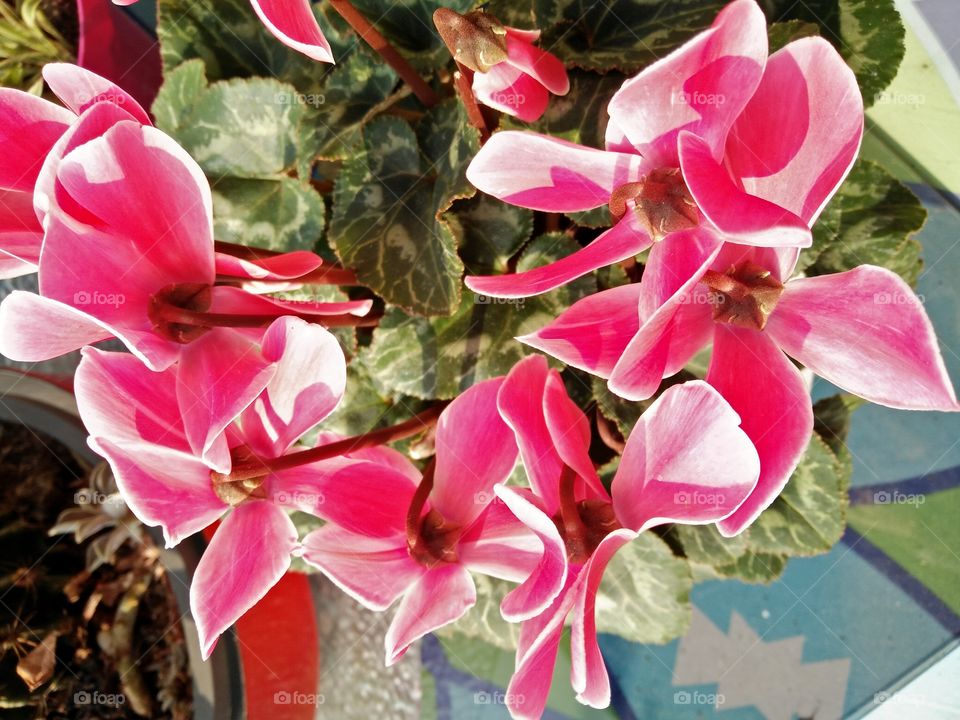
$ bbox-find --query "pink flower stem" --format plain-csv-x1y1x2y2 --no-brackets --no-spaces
405,458,437,551
214,403,449,483
328,0,439,107
153,303,381,330
453,64,489,141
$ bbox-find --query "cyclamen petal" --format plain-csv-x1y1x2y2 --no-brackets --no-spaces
709,325,814,536
606,0,768,164
724,37,863,226
42,62,151,126
239,317,347,457
493,485,569,622
430,377,518,527
473,64,550,123
300,526,422,612
767,266,959,411
465,211,651,299
190,502,298,659
250,0,335,64
384,564,476,665
466,131,645,213
612,381,759,531
0,88,72,193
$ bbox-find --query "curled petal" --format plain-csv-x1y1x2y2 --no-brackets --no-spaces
679,131,812,247
519,283,643,378
0,88,72,193
504,29,569,95
767,266,959,411
612,380,759,531
473,64,550,122
214,250,324,281
493,485,568,622
431,377,518,527
42,63,151,126
725,37,863,226
606,0,767,164
457,495,542,583
570,529,636,707
466,212,651,298
240,317,347,457
608,229,721,400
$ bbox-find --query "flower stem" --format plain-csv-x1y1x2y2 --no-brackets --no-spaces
453,64,489,141
215,403,448,483
153,303,380,329
405,459,436,551
328,0,439,107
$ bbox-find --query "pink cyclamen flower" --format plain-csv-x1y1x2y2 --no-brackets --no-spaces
525,240,959,536
0,94,367,465
463,0,863,298
0,63,151,278
113,0,334,63
75,316,347,658
493,355,759,718
300,377,544,665
434,9,569,122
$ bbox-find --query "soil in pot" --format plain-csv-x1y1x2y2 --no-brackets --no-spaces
0,421,192,719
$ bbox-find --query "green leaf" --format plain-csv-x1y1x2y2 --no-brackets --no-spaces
533,0,724,73
157,0,320,89
804,158,926,284
300,46,398,160
347,0,473,71
813,393,863,458
746,434,849,557
835,0,905,107
455,194,534,275
150,59,208,135
713,551,787,584
767,19,821,53
672,524,748,566
595,534,692,644
433,575,520,651
330,101,478,316
591,377,645,440
360,234,594,398
211,177,325,251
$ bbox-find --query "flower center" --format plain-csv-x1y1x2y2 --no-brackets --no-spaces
148,282,213,343
552,498,621,564
404,460,463,568
701,261,784,331
408,509,463,567
609,168,699,242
